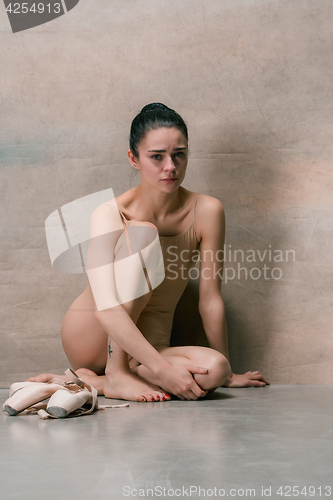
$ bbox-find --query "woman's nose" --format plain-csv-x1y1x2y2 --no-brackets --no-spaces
164,156,176,170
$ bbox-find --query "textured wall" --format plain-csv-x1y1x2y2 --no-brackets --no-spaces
1,1,332,386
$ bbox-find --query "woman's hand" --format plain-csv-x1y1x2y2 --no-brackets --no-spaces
222,371,270,388
160,364,209,400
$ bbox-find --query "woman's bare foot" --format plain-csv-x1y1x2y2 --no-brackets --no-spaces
75,368,105,395
26,369,105,395
104,370,171,402
25,368,172,402
26,373,68,383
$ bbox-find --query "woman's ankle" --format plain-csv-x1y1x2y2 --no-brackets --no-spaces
105,366,132,378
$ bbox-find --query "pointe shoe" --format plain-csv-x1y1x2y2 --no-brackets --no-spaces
3,382,68,416
42,369,97,418
2,369,130,419
46,387,94,418
9,381,40,397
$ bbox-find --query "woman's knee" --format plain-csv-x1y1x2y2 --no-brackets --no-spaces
209,351,231,386
195,350,231,390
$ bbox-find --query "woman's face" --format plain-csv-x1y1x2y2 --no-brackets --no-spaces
129,127,188,193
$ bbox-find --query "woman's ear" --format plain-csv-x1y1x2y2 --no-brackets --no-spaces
128,149,139,169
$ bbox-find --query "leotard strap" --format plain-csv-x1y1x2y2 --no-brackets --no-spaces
118,208,129,226
192,194,200,237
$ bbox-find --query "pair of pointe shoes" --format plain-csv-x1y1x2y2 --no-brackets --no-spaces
2,368,128,419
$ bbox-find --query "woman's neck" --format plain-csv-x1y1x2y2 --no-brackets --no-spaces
130,185,187,222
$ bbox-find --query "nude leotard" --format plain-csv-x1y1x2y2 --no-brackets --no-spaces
117,195,201,350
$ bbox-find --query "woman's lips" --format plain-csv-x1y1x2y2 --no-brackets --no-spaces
161,178,178,182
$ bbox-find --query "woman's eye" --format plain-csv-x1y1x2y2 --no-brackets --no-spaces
151,154,162,160
174,152,185,158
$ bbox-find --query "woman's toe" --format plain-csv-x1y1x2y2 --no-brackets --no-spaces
26,374,52,383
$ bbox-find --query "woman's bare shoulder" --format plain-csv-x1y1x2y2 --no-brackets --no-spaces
90,191,136,235
182,188,223,207
196,193,224,214
113,187,137,211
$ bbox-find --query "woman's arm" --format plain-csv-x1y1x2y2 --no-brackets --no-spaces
86,202,208,399
196,196,269,388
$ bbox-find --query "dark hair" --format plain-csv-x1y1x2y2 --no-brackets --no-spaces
129,103,188,158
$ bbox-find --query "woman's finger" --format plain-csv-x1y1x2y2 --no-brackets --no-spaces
248,373,265,380
181,392,193,401
190,383,207,399
246,379,266,387
192,388,207,398
252,374,270,385
247,372,270,384
185,365,209,375
188,390,203,401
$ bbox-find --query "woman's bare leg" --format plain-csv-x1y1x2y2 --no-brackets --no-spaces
100,299,171,402
132,345,231,395
27,286,170,402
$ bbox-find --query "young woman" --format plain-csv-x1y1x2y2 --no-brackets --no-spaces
28,103,269,402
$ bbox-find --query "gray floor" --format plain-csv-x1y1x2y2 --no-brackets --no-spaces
1,385,332,500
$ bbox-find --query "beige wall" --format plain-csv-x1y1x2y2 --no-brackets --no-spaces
1,1,332,385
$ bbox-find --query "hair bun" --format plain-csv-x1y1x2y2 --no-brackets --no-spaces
140,103,173,114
